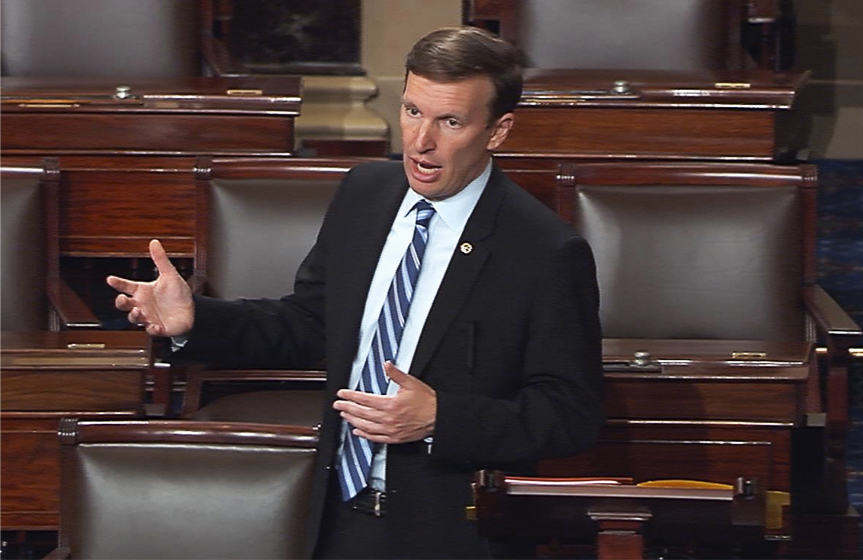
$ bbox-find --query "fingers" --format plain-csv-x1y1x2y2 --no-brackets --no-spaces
336,389,390,410
114,293,133,312
383,361,412,386
106,275,137,296
127,306,145,325
126,306,164,336
148,239,176,277
337,400,396,442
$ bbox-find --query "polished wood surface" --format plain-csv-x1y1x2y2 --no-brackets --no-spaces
601,339,812,422
53,159,203,258
1,76,301,157
3,114,295,156
540,339,813,496
60,418,319,447
542,421,794,493
497,69,810,164
0,331,149,530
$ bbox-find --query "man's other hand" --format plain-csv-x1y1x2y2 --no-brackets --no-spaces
333,361,436,444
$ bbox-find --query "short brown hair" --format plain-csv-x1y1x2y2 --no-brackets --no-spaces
405,26,523,122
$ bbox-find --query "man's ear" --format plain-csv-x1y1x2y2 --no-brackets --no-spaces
486,113,514,151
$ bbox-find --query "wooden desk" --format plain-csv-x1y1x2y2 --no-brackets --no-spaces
541,339,813,496
0,76,301,158
0,331,149,530
497,68,811,167
473,470,767,560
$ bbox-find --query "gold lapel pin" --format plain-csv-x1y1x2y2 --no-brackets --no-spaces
460,242,473,255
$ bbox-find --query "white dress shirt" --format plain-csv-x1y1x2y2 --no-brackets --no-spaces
340,160,491,491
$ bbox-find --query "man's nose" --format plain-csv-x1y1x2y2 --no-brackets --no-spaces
414,120,435,152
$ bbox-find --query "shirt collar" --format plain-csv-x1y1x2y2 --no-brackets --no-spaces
401,160,491,232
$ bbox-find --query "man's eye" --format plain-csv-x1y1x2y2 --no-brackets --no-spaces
406,107,420,116
446,118,460,127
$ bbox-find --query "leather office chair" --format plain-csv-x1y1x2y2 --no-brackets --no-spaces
1,163,51,331
157,157,382,420
476,161,861,557
50,418,318,559
565,162,818,341
197,156,381,300
560,161,860,395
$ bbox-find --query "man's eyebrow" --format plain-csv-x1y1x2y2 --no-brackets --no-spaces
439,112,461,121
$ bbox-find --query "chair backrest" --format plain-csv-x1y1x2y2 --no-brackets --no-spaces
37,156,207,328
198,157,384,299
1,164,49,330
57,418,318,559
562,162,817,341
53,157,206,267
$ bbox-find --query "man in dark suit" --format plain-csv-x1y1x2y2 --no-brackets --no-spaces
108,26,603,559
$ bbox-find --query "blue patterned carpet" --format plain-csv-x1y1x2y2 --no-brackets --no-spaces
849,407,863,547
816,159,863,548
817,159,863,337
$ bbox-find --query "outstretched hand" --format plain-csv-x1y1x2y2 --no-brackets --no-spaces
106,239,195,337
334,361,436,444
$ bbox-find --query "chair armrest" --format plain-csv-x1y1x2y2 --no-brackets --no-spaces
46,276,100,328
805,285,862,336
804,285,863,361
803,284,861,494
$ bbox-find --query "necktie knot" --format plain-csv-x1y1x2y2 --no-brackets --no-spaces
415,200,435,229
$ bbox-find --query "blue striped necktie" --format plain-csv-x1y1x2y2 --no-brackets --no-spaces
338,200,435,500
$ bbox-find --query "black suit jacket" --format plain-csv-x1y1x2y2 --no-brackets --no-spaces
177,161,603,558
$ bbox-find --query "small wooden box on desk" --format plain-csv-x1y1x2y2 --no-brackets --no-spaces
0,330,150,531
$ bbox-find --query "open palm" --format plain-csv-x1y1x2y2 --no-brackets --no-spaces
106,239,195,337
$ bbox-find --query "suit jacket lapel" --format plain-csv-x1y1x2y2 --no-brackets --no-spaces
409,166,506,378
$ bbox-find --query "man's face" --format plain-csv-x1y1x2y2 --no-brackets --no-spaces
400,72,513,201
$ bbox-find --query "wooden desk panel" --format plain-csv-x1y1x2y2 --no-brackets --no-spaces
541,421,793,492
2,372,143,412
540,339,811,495
2,114,294,156
56,164,200,258
0,331,149,531
501,107,777,161
497,69,811,164
1,412,137,530
0,76,301,157
602,339,812,422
